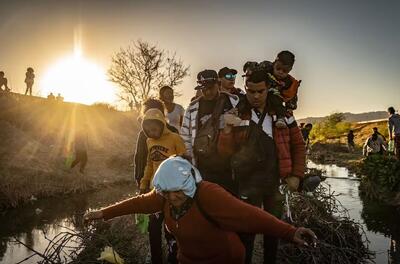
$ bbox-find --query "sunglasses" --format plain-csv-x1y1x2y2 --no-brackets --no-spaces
224,73,236,80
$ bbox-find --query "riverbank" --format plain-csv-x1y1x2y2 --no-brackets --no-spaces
309,141,400,207
0,93,139,210
308,142,364,175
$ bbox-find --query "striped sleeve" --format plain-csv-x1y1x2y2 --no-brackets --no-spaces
180,105,193,158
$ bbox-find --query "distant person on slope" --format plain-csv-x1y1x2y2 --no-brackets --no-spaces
47,92,55,100
347,130,355,153
388,106,400,159
70,126,88,173
24,67,35,96
301,123,313,150
0,71,10,92
56,93,64,102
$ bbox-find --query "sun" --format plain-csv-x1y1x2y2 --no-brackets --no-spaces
40,51,117,105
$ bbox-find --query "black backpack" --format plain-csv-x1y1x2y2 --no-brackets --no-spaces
193,95,227,157
231,109,268,176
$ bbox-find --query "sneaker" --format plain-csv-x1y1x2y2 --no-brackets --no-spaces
276,118,287,129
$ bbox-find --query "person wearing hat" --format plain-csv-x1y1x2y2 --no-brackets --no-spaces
218,67,244,96
217,67,306,264
181,69,240,194
84,156,317,264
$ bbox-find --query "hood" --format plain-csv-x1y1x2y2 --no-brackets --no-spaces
142,109,170,136
153,156,203,198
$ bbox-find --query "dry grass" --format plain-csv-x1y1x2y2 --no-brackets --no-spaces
0,93,140,209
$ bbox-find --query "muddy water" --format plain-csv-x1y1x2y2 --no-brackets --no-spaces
1,164,399,264
308,161,400,264
0,184,136,264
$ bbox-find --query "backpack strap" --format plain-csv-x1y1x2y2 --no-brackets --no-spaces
210,93,227,126
189,167,220,228
194,190,221,228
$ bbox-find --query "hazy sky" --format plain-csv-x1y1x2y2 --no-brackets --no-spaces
1,0,399,118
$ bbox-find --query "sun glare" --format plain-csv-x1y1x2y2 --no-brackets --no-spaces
40,53,117,105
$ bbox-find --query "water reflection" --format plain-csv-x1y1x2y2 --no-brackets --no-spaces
0,184,135,263
308,161,400,263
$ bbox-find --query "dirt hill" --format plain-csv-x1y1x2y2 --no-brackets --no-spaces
0,93,139,209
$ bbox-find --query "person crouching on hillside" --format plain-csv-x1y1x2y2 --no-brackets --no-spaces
140,108,186,264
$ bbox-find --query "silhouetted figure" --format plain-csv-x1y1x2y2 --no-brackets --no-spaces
24,67,35,96
301,123,313,149
347,130,355,153
56,93,64,102
0,71,10,92
47,92,55,100
70,127,88,173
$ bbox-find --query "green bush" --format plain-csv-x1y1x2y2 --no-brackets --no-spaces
361,155,400,193
310,121,351,141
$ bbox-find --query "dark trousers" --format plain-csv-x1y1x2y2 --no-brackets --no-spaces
70,151,87,173
267,92,286,119
25,84,32,96
148,213,178,264
395,134,400,160
239,194,279,264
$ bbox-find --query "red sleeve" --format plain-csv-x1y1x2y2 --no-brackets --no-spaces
102,190,164,220
198,182,297,241
289,126,306,178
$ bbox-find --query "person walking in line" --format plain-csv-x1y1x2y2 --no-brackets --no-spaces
217,68,306,264
159,85,185,131
181,69,240,194
347,130,355,153
24,67,35,96
84,156,317,264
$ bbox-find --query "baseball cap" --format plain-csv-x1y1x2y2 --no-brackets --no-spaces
218,67,238,78
195,70,219,90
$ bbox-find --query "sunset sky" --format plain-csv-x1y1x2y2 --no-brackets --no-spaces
1,0,399,118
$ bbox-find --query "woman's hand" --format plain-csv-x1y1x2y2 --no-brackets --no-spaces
83,210,104,224
292,227,317,247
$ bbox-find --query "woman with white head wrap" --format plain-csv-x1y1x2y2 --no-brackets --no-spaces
85,156,316,264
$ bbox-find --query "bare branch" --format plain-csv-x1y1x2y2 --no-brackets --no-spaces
108,40,190,111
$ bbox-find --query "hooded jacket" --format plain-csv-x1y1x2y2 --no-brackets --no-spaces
140,109,186,190
217,111,306,180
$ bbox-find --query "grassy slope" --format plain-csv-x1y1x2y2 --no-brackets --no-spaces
0,93,139,209
309,120,390,174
